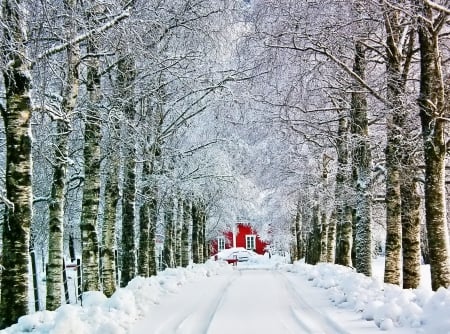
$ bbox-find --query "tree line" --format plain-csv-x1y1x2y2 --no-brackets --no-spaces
0,0,251,328
1,0,450,330
244,0,450,292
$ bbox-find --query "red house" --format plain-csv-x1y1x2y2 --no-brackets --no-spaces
210,222,269,256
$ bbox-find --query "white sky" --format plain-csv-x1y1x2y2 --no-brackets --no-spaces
1,253,447,334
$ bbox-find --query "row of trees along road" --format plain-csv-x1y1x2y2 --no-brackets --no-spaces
0,0,256,328
244,0,450,292
1,0,450,330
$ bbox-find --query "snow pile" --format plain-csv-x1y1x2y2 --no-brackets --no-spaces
1,261,233,334
214,247,289,269
286,260,450,332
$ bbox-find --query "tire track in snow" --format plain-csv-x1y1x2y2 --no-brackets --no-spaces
131,271,238,334
174,273,237,334
278,271,351,334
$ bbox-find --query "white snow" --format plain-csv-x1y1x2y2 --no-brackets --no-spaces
1,254,448,333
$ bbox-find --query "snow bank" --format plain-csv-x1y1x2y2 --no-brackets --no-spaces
214,247,288,269
286,260,449,332
1,261,233,334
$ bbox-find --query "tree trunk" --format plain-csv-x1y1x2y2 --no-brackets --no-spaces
137,143,157,276
0,1,33,327
191,203,200,264
415,0,450,290
420,224,430,265
148,197,158,276
290,217,298,262
305,204,321,265
181,200,191,267
202,209,208,262
319,212,328,262
138,198,150,276
102,156,119,297
80,36,102,293
335,110,353,267
46,3,80,307
382,3,416,286
351,41,372,277
163,199,175,269
137,151,155,277
327,211,336,263
175,199,183,267
291,202,302,262
121,155,136,285
401,173,421,289
119,57,137,287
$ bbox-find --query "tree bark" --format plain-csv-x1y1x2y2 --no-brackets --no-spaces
351,41,372,277
191,203,200,264
119,57,137,287
290,217,298,262
401,173,421,289
163,199,175,269
415,0,450,290
326,211,336,263
102,156,119,297
148,197,158,276
201,209,208,262
335,110,353,267
0,0,33,328
80,36,102,293
305,204,321,265
181,200,191,267
46,0,80,308
175,199,183,267
382,5,406,286
138,198,150,276
319,212,328,262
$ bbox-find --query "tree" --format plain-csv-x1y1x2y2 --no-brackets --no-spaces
350,41,373,277
334,108,353,267
414,0,450,290
46,0,80,310
0,0,33,328
380,0,419,287
118,54,137,288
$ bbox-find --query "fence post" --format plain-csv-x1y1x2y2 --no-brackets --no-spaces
76,258,82,305
62,258,70,304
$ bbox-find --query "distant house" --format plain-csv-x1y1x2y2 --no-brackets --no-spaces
210,222,269,256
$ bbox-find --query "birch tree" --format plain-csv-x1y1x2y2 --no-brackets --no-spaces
414,0,450,290
46,0,80,310
334,108,353,266
0,0,33,327
380,0,419,287
350,41,372,277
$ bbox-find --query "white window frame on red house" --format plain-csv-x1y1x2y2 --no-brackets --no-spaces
246,235,256,250
217,237,225,251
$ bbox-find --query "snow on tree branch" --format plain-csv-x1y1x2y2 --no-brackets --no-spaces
424,0,450,15
32,10,131,67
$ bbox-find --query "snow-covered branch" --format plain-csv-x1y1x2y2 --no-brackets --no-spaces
424,0,450,15
0,193,14,211
32,10,130,67
266,42,386,105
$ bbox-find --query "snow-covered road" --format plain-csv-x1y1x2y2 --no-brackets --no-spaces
131,268,388,334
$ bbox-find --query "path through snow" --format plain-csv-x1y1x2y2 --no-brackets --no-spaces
131,268,407,334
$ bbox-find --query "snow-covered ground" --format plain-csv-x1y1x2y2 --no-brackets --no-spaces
1,251,449,333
